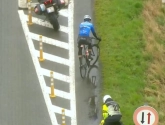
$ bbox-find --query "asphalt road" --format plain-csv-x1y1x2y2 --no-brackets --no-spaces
74,0,102,125
0,0,102,125
0,0,51,125
21,1,72,124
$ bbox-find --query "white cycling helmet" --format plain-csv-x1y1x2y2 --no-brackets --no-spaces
84,15,91,21
103,95,112,103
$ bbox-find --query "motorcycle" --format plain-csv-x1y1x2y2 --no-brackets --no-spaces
34,0,68,31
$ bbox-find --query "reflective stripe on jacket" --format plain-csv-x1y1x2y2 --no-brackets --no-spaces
102,104,109,120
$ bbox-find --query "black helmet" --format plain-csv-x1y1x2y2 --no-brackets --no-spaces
84,15,91,22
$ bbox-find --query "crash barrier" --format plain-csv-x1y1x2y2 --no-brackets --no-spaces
62,109,66,125
50,71,56,98
27,0,33,25
39,35,45,62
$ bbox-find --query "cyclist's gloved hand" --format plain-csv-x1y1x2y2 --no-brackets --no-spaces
97,37,101,41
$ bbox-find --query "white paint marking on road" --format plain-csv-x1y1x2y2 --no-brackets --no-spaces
51,105,72,117
58,8,68,17
41,68,70,83
45,86,71,100
21,12,68,33
35,50,70,66
68,0,77,125
31,17,68,33
30,32,69,50
18,10,58,125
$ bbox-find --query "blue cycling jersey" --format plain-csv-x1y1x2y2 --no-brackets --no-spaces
78,21,95,37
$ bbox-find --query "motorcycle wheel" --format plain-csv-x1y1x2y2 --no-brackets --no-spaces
49,14,60,31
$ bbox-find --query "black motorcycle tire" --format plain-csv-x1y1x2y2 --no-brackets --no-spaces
48,14,60,31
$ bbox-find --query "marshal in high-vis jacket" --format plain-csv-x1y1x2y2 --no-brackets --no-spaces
100,98,122,125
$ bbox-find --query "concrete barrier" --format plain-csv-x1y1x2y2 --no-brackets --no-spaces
18,0,38,9
18,0,27,9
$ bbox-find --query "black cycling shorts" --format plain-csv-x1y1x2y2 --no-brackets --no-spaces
104,115,122,125
77,36,91,47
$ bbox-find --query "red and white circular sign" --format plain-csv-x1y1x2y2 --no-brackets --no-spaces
133,105,159,125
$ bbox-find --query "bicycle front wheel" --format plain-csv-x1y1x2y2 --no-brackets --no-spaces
90,44,100,65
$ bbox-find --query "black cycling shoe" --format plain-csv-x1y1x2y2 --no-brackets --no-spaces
88,56,93,61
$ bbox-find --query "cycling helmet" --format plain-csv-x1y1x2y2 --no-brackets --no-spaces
103,95,112,103
84,15,91,22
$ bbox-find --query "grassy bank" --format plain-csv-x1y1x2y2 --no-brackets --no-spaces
94,0,165,124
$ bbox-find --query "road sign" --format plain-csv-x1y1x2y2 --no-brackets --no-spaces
133,105,159,125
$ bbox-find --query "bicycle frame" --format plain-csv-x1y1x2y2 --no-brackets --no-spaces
80,44,90,67
80,37,100,67
79,37,101,79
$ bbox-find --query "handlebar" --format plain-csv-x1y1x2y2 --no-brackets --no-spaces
89,37,101,42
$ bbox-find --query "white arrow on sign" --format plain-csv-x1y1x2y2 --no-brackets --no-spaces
133,106,159,125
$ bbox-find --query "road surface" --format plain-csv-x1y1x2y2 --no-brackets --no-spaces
0,0,102,124
0,0,51,124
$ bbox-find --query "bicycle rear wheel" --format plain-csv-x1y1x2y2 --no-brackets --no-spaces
90,44,100,65
80,55,87,79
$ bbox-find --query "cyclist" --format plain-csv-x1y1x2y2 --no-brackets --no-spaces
77,15,101,66
100,95,123,125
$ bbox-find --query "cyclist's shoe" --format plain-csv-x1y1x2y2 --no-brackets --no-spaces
88,55,93,61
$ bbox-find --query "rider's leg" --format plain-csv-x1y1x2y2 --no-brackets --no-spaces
77,38,83,65
88,43,93,60
78,45,83,65
88,39,92,55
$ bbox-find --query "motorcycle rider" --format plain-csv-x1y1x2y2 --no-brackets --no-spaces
35,0,64,15
77,15,101,66
100,95,123,125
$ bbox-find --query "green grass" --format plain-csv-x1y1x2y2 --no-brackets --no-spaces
94,0,148,124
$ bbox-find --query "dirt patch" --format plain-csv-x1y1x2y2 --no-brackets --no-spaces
143,0,165,124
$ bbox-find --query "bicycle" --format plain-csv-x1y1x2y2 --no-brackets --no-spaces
79,37,101,79
88,95,98,119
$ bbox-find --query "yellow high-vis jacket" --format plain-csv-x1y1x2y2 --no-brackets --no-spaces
100,102,121,125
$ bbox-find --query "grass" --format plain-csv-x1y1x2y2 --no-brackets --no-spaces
94,0,165,124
